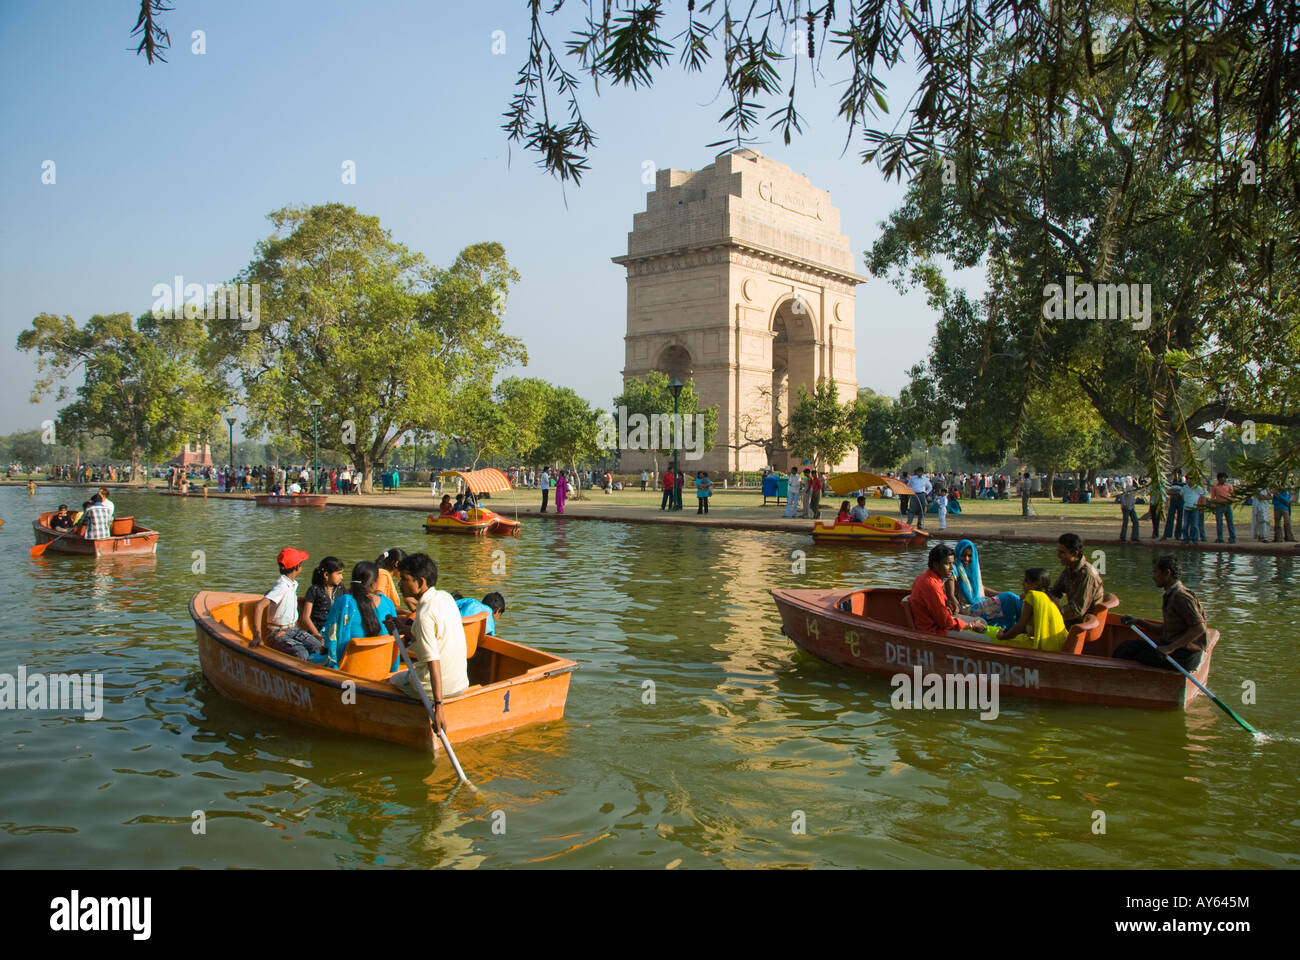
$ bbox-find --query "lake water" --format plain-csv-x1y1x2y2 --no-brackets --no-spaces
1,485,1296,868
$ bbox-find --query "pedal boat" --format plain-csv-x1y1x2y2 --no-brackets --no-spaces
812,514,929,544
255,493,328,508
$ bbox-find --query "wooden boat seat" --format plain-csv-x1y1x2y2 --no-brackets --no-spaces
462,611,489,659
899,596,916,631
110,516,134,536
1078,593,1120,651
339,635,399,681
1060,614,1102,655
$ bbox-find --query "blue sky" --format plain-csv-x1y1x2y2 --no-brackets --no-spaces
0,0,982,438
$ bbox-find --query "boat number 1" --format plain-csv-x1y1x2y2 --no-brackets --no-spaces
502,690,510,713
844,631,860,658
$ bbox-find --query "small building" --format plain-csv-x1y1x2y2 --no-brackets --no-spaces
169,441,214,470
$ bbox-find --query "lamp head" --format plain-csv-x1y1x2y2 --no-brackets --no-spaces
667,378,684,399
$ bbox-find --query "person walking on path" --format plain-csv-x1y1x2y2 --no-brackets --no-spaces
695,471,713,514
554,470,569,514
538,468,551,513
808,470,823,520
783,467,799,518
1119,486,1140,542
1274,487,1295,542
1209,473,1236,543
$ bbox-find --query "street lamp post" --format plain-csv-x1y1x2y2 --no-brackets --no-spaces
225,416,236,476
310,402,322,493
668,378,684,511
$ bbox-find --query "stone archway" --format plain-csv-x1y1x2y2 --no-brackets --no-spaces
656,343,694,382
770,297,817,457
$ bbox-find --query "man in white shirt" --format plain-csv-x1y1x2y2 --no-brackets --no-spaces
906,468,931,528
96,487,116,524
539,469,551,512
393,553,468,732
251,547,325,660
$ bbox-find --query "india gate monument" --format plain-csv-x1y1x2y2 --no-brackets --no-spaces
614,148,865,476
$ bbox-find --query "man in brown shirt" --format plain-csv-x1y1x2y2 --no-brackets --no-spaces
1048,533,1104,626
1113,555,1207,670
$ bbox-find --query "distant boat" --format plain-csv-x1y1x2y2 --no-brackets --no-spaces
811,515,928,545
255,494,328,508
772,586,1215,709
32,511,158,557
189,591,577,752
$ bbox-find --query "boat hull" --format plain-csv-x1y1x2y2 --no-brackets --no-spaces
811,516,928,544
424,514,493,535
255,494,328,508
190,591,575,752
771,587,1216,709
32,515,158,557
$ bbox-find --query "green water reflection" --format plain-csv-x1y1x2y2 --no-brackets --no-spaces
0,487,1296,868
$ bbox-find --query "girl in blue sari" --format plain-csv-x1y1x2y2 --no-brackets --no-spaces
953,540,984,607
323,561,399,670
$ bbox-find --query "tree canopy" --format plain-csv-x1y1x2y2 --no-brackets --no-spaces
209,204,526,492
610,371,718,467
787,378,863,468
18,310,222,475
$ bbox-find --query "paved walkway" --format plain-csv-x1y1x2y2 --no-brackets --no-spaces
140,485,1300,556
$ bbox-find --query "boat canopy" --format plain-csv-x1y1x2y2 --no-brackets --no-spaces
826,471,913,497
439,468,514,495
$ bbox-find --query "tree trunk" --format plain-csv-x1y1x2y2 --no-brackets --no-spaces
569,460,582,499
1046,470,1056,502
356,451,373,494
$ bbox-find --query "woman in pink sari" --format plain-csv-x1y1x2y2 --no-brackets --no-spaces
554,470,569,513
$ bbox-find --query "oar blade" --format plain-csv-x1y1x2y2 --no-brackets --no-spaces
29,542,48,557
1209,696,1257,734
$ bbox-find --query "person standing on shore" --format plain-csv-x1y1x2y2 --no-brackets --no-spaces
1209,473,1236,544
783,467,799,518
640,470,648,492
808,470,823,520
554,470,568,514
1249,487,1271,541
674,470,685,510
1274,487,1295,542
1160,474,1185,541
798,469,811,518
1119,485,1140,542
694,471,712,514
539,468,551,513
906,468,930,529
660,466,674,510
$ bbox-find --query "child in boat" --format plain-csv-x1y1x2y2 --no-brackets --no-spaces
323,561,400,670
299,556,344,643
70,500,91,526
438,494,455,516
374,548,407,611
49,505,74,530
991,568,1069,651
455,591,505,636
252,548,326,660
835,500,852,524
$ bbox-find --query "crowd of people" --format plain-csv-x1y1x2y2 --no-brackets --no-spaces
907,533,1208,671
253,546,506,729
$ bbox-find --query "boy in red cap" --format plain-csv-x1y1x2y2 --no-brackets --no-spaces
251,547,326,660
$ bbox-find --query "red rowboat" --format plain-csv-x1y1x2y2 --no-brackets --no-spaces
771,586,1217,709
190,591,576,752
255,494,328,508
32,512,159,557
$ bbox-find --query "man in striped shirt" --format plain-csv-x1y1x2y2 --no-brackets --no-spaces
78,495,113,540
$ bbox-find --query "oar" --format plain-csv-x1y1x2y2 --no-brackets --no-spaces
31,530,75,557
1121,617,1256,734
384,615,474,788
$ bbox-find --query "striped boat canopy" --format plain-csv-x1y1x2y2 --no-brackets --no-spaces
439,468,514,494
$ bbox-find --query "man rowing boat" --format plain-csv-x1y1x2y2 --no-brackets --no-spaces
392,553,468,733
1112,555,1207,671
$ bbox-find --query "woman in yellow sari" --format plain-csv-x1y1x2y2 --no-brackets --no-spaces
988,568,1069,651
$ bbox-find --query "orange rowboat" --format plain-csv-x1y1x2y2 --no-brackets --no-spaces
32,512,159,557
190,591,576,752
255,494,328,508
772,586,1217,709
